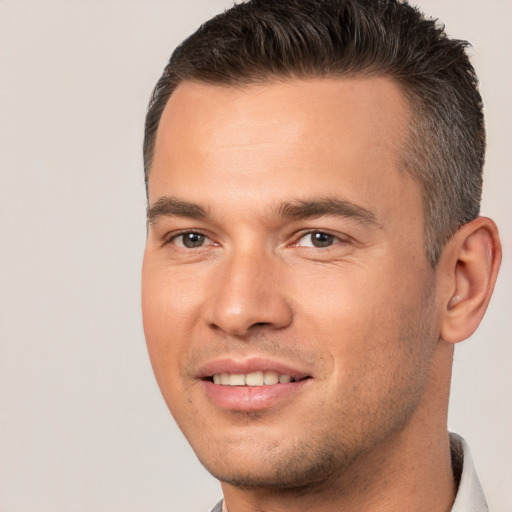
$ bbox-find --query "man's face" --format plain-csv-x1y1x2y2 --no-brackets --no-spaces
142,78,441,489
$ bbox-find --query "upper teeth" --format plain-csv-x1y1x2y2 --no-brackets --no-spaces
212,371,293,386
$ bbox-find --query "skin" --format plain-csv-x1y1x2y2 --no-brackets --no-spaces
142,78,501,512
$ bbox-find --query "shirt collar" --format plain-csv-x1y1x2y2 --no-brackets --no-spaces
450,432,488,512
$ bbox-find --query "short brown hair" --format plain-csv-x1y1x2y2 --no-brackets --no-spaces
144,0,485,266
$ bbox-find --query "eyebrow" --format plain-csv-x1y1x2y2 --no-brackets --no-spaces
276,198,381,227
147,196,207,224
147,195,381,227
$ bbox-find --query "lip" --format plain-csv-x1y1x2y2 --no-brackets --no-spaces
201,379,310,411
197,356,313,412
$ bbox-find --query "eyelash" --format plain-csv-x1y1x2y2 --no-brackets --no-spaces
163,230,214,249
163,229,349,250
293,230,348,249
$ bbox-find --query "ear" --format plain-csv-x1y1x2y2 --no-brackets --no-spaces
439,217,502,344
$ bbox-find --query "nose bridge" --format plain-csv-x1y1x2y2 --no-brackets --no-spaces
207,243,292,336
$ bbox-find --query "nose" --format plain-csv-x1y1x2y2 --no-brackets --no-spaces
205,248,293,337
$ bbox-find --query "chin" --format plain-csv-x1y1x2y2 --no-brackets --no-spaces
195,436,354,492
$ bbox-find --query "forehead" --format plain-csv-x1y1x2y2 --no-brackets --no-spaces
149,77,416,223
154,77,409,156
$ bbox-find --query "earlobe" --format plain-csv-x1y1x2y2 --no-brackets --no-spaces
439,217,501,344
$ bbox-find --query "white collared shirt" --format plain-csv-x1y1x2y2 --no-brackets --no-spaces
450,433,488,511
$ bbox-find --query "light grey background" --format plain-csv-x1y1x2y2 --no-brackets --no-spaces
1,1,510,511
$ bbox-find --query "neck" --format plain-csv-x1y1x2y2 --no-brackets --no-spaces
221,343,456,512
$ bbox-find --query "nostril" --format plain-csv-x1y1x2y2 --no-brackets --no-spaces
252,321,271,328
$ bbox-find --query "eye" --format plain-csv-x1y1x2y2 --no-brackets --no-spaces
171,232,212,249
296,231,340,248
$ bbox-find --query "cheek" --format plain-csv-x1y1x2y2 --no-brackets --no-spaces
291,260,433,384
141,259,195,394
142,255,203,337
290,261,391,345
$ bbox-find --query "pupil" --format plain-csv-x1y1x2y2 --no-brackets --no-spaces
312,232,333,247
183,233,204,248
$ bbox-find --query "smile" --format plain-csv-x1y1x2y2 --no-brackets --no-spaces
197,358,313,410
211,371,302,386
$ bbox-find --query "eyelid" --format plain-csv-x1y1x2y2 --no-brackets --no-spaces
291,229,349,248
159,227,353,250
162,229,215,248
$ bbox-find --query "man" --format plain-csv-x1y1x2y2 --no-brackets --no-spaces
141,0,502,510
